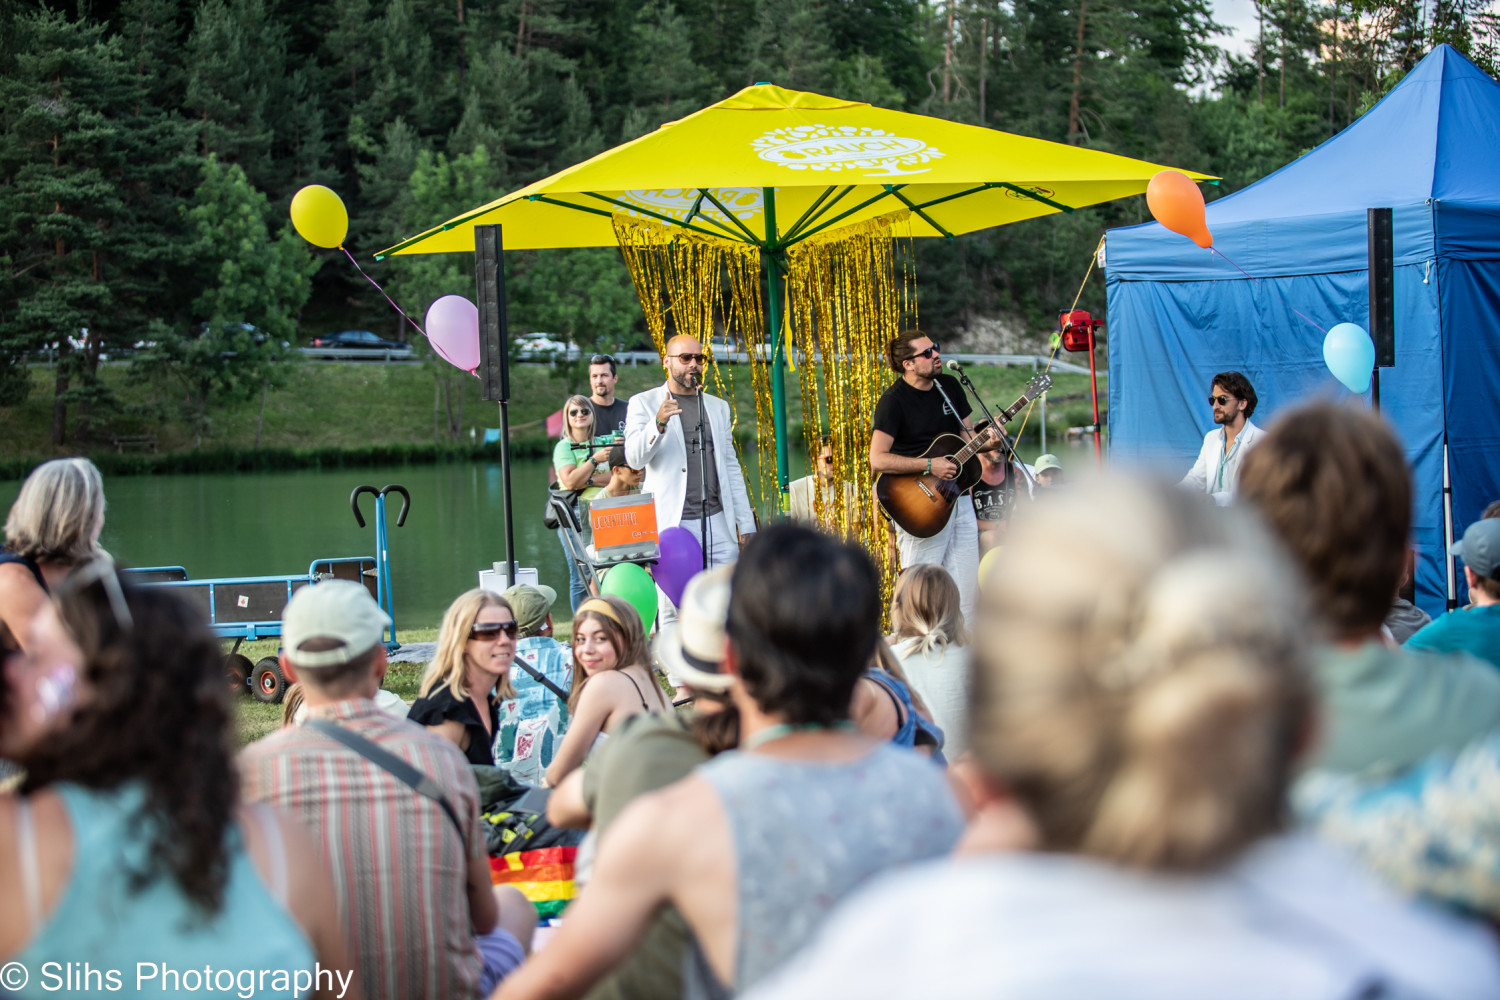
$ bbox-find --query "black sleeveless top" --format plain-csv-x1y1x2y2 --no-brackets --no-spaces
0,549,48,654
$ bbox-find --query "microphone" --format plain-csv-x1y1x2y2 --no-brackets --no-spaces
945,360,964,373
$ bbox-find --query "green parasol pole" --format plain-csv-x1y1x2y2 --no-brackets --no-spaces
764,187,790,506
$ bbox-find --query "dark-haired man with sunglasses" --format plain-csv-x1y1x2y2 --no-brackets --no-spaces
788,434,861,536
625,335,756,623
870,330,997,623
587,354,630,441
1181,370,1265,506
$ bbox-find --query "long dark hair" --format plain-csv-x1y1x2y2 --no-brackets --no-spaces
20,573,238,914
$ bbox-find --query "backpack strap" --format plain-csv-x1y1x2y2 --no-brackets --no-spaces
305,718,468,852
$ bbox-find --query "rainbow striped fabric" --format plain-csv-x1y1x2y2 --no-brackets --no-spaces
490,846,578,919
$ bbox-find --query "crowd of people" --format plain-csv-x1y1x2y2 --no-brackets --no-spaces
6,335,1500,998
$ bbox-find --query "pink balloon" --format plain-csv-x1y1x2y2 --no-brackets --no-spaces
424,295,480,372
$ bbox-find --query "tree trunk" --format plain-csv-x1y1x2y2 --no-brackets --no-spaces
256,383,268,448
1068,0,1088,142
51,343,71,448
434,376,442,443
1279,1,1287,109
1257,2,1265,104
979,16,988,124
942,0,955,102
1328,5,1338,136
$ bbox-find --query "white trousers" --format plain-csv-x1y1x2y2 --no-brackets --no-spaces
895,496,978,625
657,510,738,628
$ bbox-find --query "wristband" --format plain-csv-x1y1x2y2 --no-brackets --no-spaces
925,458,932,476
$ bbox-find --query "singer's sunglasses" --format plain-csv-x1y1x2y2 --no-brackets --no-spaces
469,619,519,641
669,353,708,364
913,343,940,360
1208,394,1237,406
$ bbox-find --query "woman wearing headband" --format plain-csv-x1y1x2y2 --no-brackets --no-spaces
545,596,669,786
410,589,520,766
0,562,353,997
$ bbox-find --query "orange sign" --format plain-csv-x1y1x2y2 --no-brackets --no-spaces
590,496,659,551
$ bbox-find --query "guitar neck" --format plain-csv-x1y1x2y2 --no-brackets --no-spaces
952,390,1033,464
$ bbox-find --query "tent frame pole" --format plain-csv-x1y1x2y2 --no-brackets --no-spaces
764,187,790,503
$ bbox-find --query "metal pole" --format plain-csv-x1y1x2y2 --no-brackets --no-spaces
765,187,790,503
1087,324,1102,465
1444,440,1457,611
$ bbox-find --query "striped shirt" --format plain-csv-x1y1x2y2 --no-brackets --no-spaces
240,698,485,1000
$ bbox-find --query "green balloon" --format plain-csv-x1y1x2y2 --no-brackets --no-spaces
600,562,658,629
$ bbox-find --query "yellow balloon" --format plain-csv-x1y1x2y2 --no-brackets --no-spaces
290,185,348,249
978,545,1003,595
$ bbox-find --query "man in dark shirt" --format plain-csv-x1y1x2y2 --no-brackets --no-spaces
972,448,1030,551
870,330,994,622
586,354,630,443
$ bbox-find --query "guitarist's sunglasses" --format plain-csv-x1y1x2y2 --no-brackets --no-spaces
913,343,940,360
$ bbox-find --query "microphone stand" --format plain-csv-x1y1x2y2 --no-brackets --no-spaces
695,381,710,570
948,363,1039,494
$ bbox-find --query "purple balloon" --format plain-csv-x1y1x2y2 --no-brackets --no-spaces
424,295,480,372
655,527,705,607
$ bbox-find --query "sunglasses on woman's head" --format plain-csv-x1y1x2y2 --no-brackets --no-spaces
469,620,519,640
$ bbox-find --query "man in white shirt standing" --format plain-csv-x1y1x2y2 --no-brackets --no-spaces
625,334,756,619
1181,370,1264,505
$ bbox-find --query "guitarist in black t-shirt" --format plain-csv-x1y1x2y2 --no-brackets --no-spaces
869,331,998,623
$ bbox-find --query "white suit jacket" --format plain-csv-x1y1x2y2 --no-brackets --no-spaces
624,383,757,539
1180,420,1265,506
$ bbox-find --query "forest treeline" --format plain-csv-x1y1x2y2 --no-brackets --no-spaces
1,0,1495,447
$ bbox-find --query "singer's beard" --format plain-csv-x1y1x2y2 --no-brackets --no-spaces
673,371,700,393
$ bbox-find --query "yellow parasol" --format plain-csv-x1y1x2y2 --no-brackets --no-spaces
378,83,1212,490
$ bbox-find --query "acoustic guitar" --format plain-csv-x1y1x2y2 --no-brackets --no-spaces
873,373,1053,538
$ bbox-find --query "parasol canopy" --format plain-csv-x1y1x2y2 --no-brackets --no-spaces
378,83,1212,257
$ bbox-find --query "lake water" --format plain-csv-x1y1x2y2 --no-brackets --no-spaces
0,451,795,630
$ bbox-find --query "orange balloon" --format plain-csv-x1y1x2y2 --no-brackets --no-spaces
1146,170,1212,248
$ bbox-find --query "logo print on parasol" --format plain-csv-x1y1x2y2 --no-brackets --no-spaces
618,188,763,223
752,125,944,177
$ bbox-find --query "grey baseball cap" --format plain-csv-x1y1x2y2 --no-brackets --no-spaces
282,580,390,668
1453,519,1500,579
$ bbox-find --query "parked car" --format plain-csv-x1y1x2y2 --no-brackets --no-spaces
515,332,572,360
310,329,412,352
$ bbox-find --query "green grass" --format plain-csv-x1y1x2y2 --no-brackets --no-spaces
3,357,1105,477
230,622,576,748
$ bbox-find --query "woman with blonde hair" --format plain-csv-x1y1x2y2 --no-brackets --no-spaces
1,457,107,655
887,564,970,756
409,589,520,765
544,595,668,786
553,393,610,612
751,475,1500,999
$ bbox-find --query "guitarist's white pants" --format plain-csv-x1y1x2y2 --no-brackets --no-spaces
895,496,978,625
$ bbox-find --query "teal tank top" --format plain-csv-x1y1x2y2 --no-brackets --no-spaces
12,782,316,998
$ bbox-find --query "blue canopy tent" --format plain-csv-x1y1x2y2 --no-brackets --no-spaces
1104,44,1500,616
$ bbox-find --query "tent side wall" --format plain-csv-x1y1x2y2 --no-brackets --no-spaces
1438,203,1500,586
1105,205,1450,616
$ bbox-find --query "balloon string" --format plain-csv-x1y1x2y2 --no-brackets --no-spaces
340,246,478,376
1209,247,1328,335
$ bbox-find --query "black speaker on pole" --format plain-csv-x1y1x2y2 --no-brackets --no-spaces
475,225,516,584
1368,208,1395,368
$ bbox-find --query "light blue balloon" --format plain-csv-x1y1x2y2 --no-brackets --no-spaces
1323,322,1374,393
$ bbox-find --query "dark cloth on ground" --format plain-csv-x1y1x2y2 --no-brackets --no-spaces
871,374,971,457
408,683,499,766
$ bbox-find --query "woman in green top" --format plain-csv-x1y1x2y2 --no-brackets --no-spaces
554,395,610,612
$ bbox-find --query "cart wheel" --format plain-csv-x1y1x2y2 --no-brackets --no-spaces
253,657,286,704
225,654,253,697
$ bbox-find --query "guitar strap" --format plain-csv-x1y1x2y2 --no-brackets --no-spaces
930,377,968,439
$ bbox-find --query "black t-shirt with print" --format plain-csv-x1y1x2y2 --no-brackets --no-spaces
871,374,972,457
589,398,630,441
972,463,1025,523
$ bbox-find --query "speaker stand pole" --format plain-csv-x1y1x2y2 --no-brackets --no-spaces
475,224,517,586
